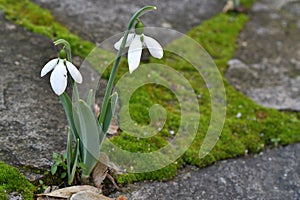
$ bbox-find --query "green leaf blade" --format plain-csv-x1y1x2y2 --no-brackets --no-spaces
102,92,118,135
59,93,79,139
73,84,100,178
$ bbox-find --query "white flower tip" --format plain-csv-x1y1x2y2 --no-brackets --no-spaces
75,74,83,84
128,60,140,74
50,62,68,96
40,70,46,77
114,41,121,50
66,61,83,84
114,34,135,50
143,36,163,59
55,90,64,96
151,48,163,59
129,68,134,74
114,36,125,50
41,58,58,77
128,36,143,74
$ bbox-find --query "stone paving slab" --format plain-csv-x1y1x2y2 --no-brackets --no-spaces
32,0,224,44
0,11,67,180
111,143,300,200
226,0,300,111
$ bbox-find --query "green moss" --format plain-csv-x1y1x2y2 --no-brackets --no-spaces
115,161,181,185
1,0,299,186
188,13,249,74
0,162,36,200
240,0,257,9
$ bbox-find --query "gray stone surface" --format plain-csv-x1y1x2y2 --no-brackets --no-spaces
32,0,224,44
226,0,300,111
8,192,22,200
0,13,67,180
111,143,300,200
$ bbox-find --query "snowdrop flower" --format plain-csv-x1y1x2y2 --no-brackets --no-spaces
114,20,163,73
41,50,82,95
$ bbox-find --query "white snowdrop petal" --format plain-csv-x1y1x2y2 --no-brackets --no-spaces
50,61,68,95
114,37,124,50
128,35,143,73
114,33,135,50
41,58,58,77
66,61,83,83
144,35,163,59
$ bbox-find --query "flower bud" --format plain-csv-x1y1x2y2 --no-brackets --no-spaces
135,20,144,35
59,49,66,59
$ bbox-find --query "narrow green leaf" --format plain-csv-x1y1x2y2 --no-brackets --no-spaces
59,93,79,139
77,100,100,178
73,83,100,178
52,152,59,159
67,129,80,185
61,172,67,179
68,138,80,185
63,152,67,160
66,128,73,181
86,89,94,108
51,165,57,175
72,84,85,162
102,92,118,134
78,162,86,170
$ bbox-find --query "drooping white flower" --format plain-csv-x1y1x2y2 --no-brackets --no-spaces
41,58,82,95
114,33,163,73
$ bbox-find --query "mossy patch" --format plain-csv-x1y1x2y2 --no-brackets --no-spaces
0,0,299,187
0,162,36,200
240,0,257,9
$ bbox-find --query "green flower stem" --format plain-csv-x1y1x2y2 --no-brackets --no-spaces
54,39,78,141
233,0,239,8
98,5,157,125
54,39,72,62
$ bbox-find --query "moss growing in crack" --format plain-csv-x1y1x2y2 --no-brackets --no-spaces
0,162,36,200
240,0,257,9
188,13,249,74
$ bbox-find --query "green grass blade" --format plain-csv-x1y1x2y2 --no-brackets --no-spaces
102,92,118,135
68,138,80,185
86,89,94,108
77,100,100,178
73,83,100,178
59,93,79,139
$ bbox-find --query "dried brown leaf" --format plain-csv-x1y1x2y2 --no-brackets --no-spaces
92,159,108,188
36,185,101,199
223,0,234,12
107,124,119,135
70,191,115,200
116,196,127,200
